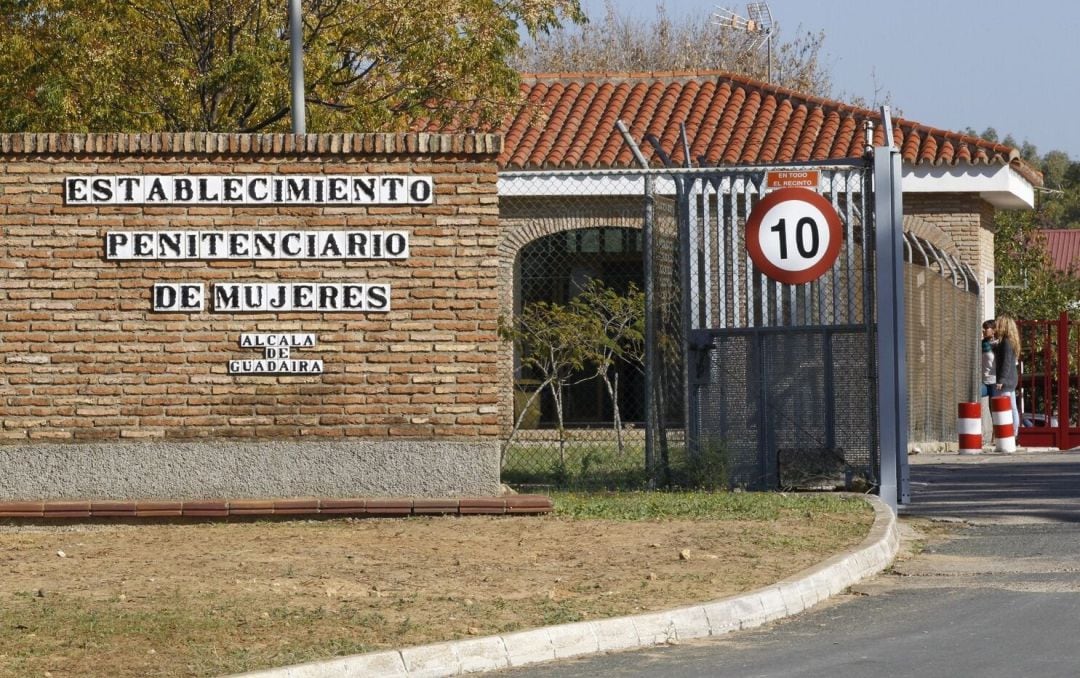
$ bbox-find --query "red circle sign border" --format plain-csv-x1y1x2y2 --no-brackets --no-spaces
745,186,844,285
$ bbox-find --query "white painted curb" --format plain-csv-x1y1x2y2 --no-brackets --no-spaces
232,495,898,678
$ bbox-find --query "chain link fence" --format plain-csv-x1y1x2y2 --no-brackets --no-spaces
903,233,981,445
498,173,669,489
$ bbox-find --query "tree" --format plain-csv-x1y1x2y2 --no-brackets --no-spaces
1035,151,1080,230
498,301,593,464
571,279,644,455
961,126,999,144
962,128,1080,303
994,209,1080,320
0,0,584,132
513,0,832,96
1042,150,1072,191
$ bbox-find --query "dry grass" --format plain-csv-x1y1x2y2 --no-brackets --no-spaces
0,493,872,677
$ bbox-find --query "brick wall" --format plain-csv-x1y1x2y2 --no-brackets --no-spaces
905,192,996,318
0,133,503,444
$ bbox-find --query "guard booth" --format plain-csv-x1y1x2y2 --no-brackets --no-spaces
650,149,907,505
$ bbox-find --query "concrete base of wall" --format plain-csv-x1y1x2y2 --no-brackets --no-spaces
908,440,958,454
0,440,501,501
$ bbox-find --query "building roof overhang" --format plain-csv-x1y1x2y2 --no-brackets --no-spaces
902,164,1034,209
498,162,1035,209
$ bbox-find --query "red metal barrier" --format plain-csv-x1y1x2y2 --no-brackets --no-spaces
991,395,1016,453
1017,312,1079,450
957,402,982,454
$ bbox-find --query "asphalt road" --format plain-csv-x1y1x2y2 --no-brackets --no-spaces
494,450,1080,678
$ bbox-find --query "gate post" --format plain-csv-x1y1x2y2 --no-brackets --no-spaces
874,119,909,509
643,174,658,484
1058,311,1070,450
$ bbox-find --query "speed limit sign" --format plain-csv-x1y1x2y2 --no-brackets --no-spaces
745,187,843,285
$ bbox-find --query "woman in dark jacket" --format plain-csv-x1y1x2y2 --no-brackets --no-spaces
994,315,1021,436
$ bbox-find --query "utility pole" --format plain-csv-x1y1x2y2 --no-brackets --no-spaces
288,0,306,134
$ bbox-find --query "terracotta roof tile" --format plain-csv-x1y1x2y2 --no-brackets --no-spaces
706,85,746,165
901,128,921,162
525,82,571,166
418,70,1042,185
937,138,955,165
796,106,824,162
831,115,858,159
646,83,678,140
659,82,698,165
688,81,728,163
850,121,868,155
547,82,594,166
813,109,841,161
581,83,625,167
742,93,776,163
778,103,808,163
725,89,761,164
918,134,938,164
759,97,790,163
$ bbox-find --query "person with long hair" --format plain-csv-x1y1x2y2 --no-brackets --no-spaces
994,315,1022,440
980,319,997,399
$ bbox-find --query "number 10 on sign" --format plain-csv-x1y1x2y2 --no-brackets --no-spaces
745,187,843,285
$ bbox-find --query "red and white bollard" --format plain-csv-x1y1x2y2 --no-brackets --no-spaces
991,395,1016,453
957,402,982,455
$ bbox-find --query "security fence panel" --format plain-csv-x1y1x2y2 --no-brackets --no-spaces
646,188,686,486
681,164,879,491
497,164,976,493
903,235,981,446
498,172,675,489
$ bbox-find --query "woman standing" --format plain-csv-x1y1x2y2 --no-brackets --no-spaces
981,319,997,399
994,315,1022,439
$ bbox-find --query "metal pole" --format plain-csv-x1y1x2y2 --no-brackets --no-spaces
767,33,773,83
874,119,909,509
615,120,649,168
1058,311,1070,450
643,175,659,484
288,0,306,134
677,177,699,466
613,120,662,483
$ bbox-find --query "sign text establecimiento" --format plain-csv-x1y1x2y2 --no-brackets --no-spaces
67,174,433,205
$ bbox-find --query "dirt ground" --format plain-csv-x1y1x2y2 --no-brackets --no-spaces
0,507,871,678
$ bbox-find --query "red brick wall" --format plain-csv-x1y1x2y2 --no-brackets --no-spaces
0,133,503,443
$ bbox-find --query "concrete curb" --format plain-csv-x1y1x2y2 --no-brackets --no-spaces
233,495,898,678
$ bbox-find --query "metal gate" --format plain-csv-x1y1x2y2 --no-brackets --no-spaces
1017,312,1080,450
676,162,879,490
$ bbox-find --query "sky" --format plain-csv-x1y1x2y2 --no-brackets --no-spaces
571,0,1080,160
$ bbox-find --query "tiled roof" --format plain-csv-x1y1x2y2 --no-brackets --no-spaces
1042,229,1080,272
415,70,1042,186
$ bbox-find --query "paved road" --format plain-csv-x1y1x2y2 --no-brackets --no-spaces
494,450,1080,678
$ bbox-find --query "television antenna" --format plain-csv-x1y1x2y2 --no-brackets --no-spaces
714,2,775,82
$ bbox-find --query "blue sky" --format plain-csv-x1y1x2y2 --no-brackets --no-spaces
571,0,1080,160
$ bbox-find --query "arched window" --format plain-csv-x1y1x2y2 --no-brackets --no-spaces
514,227,644,426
